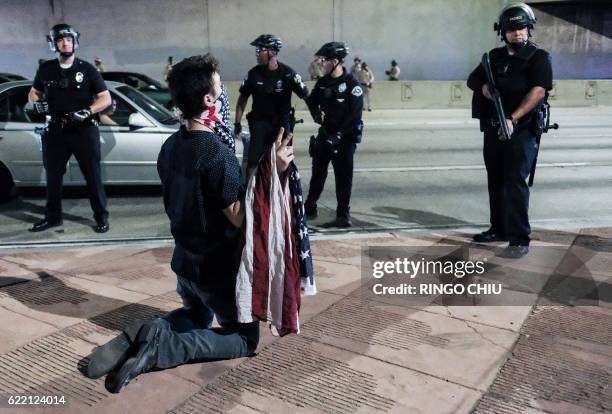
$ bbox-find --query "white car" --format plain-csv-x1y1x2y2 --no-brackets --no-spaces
0,80,221,201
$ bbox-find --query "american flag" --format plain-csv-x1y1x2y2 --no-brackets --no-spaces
235,147,316,336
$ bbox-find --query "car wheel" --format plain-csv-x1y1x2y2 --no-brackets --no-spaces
0,163,17,203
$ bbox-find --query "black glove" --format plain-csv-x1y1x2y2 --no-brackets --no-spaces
26,101,48,115
234,122,242,135
70,108,92,123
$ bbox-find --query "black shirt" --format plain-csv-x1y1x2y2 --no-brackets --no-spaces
33,58,107,116
239,62,308,120
157,127,244,283
467,43,553,122
306,67,364,138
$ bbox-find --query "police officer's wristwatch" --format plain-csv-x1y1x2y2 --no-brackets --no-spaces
506,115,518,126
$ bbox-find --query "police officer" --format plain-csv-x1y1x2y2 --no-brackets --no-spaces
304,42,364,228
467,3,553,257
28,24,111,232
234,34,308,177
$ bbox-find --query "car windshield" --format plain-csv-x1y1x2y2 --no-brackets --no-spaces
116,85,177,125
135,74,164,90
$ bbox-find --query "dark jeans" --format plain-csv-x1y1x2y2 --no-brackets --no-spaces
483,126,538,245
43,124,108,221
154,275,259,369
305,137,356,219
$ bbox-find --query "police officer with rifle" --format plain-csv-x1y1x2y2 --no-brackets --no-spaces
468,3,554,258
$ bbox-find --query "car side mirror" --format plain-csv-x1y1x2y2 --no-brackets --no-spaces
128,112,154,129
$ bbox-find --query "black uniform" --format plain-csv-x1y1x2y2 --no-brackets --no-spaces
467,43,552,246
239,62,308,166
33,58,108,223
304,68,364,220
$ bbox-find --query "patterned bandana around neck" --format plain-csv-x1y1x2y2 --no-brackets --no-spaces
181,85,236,153
192,101,223,130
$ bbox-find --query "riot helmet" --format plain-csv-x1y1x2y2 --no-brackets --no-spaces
315,42,350,62
47,24,80,57
494,3,536,39
250,34,283,52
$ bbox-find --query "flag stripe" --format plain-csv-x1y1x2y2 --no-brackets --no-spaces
235,145,316,336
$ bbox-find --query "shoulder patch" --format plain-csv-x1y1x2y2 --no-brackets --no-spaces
351,86,363,97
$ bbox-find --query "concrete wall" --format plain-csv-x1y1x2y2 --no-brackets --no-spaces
0,1,607,84
1,0,503,82
222,79,612,111
531,3,612,79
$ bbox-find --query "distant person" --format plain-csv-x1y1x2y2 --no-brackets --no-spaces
385,59,400,80
356,61,374,111
308,57,325,80
164,56,173,83
350,56,361,77
99,99,118,126
94,57,105,72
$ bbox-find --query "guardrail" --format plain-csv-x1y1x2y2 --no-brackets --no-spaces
223,79,612,110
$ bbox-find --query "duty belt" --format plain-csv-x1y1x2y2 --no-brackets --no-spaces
48,115,98,129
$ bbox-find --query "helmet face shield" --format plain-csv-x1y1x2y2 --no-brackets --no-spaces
46,25,80,52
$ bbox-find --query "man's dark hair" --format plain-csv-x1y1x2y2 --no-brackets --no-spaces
167,54,219,118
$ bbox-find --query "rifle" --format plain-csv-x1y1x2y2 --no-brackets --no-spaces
288,107,303,146
481,52,511,141
528,100,559,187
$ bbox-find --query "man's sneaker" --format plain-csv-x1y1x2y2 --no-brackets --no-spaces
473,229,507,243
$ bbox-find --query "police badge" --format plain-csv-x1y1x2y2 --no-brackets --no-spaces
75,72,84,83
338,82,346,93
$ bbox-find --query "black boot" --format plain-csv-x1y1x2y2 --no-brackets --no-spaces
105,322,161,394
85,320,145,379
29,218,63,232
473,229,506,243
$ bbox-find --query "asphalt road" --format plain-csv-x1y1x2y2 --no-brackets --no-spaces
1,107,611,246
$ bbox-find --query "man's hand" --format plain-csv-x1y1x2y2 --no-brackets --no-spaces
234,122,242,137
482,84,493,100
498,118,514,140
504,118,514,137
274,127,294,175
70,108,92,123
